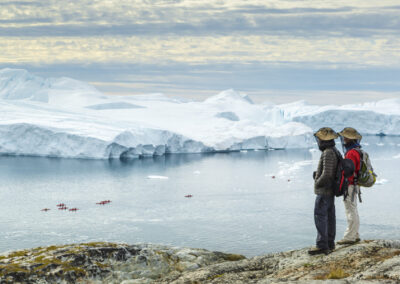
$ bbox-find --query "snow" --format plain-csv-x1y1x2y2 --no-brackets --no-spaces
0,68,400,159
215,111,240,121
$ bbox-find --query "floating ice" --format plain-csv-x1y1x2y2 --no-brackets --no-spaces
0,68,399,159
274,160,313,179
375,178,388,185
147,175,169,180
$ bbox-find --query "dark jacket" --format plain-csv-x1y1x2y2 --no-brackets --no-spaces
314,145,339,196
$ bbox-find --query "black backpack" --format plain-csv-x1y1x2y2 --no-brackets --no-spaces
332,148,355,198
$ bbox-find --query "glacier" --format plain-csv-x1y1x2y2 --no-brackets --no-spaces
0,68,399,159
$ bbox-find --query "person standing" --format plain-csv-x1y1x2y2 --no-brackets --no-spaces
308,127,339,255
337,127,362,245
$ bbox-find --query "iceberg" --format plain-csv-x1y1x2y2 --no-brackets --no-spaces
0,68,398,159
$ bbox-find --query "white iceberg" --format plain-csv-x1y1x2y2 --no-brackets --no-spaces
147,175,169,180
0,68,399,159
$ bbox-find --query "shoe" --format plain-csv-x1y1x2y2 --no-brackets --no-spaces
355,238,361,242
308,247,331,255
337,239,357,245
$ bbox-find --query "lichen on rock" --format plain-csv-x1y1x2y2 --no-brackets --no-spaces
0,242,244,283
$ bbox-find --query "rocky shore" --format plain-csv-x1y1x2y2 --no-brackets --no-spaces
1,240,400,283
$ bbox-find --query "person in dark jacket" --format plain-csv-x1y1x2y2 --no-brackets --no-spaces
337,127,362,245
308,127,340,255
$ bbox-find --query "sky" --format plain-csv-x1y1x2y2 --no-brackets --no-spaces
1,0,400,104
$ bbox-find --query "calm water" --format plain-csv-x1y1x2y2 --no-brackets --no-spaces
0,136,399,257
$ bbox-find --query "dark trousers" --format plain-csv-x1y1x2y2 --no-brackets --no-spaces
314,194,336,250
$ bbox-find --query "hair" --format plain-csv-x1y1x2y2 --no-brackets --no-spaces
317,139,335,151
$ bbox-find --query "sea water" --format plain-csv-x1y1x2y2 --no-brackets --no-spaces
0,136,399,257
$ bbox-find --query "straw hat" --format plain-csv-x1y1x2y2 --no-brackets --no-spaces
314,127,339,141
338,127,362,140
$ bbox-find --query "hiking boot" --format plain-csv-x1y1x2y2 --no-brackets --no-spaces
308,247,331,256
337,239,357,245
356,238,361,242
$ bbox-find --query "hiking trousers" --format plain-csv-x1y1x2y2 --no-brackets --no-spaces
342,184,360,241
314,194,336,250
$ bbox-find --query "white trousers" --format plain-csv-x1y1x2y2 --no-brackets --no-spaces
343,184,360,241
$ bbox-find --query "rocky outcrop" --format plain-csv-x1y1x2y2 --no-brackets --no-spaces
0,242,244,283
1,240,400,283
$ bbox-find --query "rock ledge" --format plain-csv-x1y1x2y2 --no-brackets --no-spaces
1,240,400,283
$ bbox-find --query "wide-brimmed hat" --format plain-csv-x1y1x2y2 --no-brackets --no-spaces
314,127,339,141
338,127,362,140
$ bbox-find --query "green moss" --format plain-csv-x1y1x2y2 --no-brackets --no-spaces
0,263,29,276
95,261,110,269
314,268,350,280
0,243,128,280
326,268,350,279
303,263,313,268
207,274,224,280
3,249,29,259
82,242,119,248
34,255,47,262
30,256,87,278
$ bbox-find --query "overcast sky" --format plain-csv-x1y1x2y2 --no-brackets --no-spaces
1,0,400,104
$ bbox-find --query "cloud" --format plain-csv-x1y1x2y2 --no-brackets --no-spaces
1,0,399,104
0,36,399,69
0,1,399,37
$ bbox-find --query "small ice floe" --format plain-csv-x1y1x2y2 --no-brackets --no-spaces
240,150,248,153
147,175,169,179
193,170,201,175
309,148,318,153
362,142,369,146
394,154,400,159
375,179,388,185
376,143,384,146
277,160,313,178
